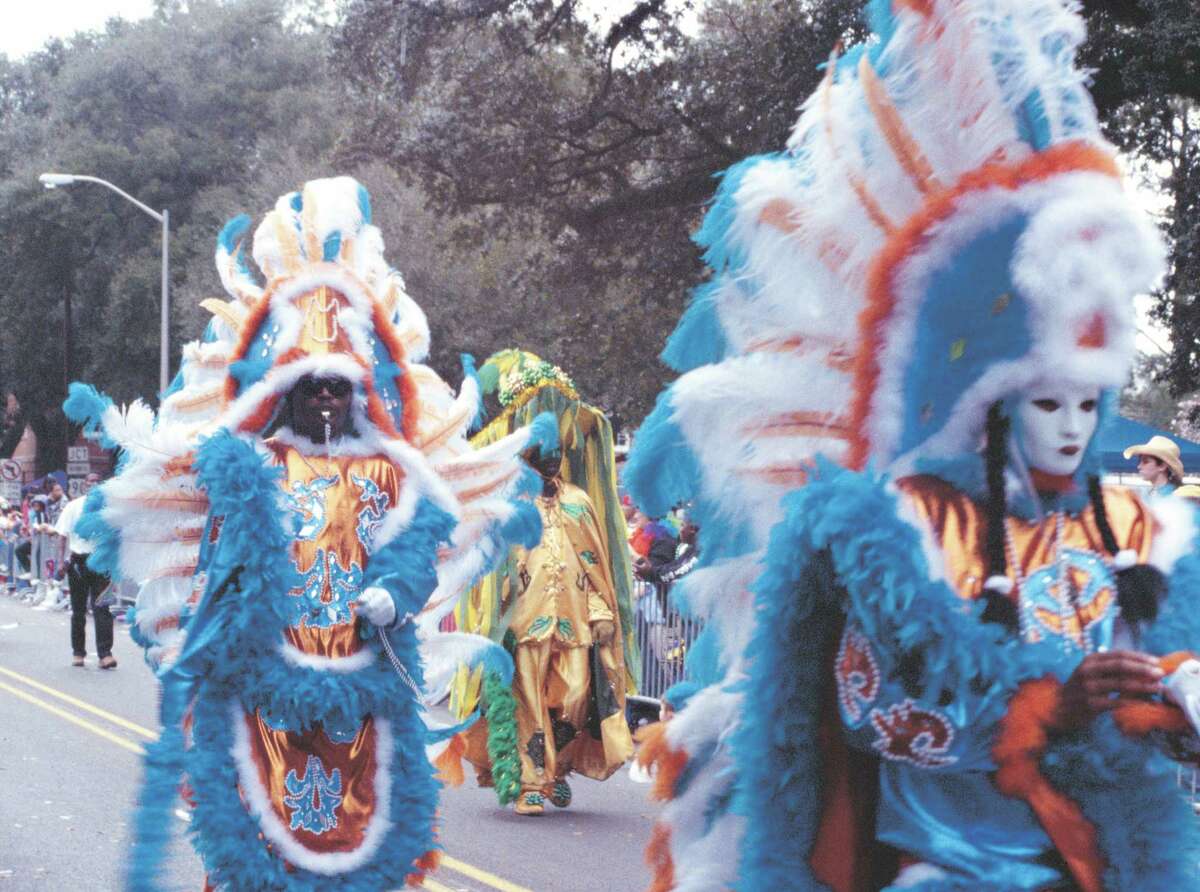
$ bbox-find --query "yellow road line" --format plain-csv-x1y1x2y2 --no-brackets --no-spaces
0,680,146,755
0,665,158,740
1,669,528,892
440,856,533,892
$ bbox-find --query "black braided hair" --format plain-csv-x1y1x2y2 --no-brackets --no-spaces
1086,474,1120,555
980,402,1019,633
1087,473,1164,623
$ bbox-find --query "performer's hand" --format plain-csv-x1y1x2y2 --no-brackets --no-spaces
1054,650,1164,732
591,620,615,646
354,586,397,627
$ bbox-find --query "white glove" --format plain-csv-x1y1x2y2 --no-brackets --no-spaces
1164,659,1200,736
354,586,396,627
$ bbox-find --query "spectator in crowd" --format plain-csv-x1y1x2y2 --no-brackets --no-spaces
44,479,68,526
55,472,114,668
634,517,699,693
15,493,48,576
635,518,699,590
1124,434,1184,494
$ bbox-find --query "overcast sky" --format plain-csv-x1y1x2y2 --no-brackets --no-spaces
0,0,659,60
1,0,156,59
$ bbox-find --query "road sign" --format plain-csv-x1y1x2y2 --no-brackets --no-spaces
0,460,21,482
66,462,92,476
68,446,90,463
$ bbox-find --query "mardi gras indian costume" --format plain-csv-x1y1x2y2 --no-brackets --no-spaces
451,351,635,814
627,1,1200,890
65,178,554,891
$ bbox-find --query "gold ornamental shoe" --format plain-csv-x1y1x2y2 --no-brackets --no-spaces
515,791,545,816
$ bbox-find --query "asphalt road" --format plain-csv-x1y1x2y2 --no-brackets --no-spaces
0,596,657,891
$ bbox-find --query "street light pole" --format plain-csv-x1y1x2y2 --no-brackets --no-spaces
160,208,170,395
39,172,171,395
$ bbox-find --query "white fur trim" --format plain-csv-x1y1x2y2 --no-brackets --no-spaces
277,641,375,673
230,702,394,875
270,425,384,458
892,863,951,888
1148,494,1198,575
983,575,1014,595
220,353,368,434
417,631,507,704
1112,549,1138,572
866,174,1164,467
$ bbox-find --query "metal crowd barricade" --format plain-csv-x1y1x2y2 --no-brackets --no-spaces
0,528,17,590
29,529,67,604
632,578,703,703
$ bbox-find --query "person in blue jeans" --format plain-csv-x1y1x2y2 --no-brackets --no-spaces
56,474,114,668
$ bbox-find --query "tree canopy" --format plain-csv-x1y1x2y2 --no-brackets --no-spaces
0,0,1196,470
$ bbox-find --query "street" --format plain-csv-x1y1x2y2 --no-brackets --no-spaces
0,598,657,891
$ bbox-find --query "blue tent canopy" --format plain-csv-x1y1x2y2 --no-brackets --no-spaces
1099,415,1200,475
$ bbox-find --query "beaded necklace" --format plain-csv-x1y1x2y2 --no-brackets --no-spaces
1007,511,1094,656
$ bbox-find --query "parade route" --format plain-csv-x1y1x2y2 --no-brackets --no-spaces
0,599,656,890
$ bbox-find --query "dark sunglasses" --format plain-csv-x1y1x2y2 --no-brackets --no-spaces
297,376,352,398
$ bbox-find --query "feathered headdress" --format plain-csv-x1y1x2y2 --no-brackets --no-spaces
66,177,552,678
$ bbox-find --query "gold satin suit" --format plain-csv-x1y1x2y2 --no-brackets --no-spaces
467,482,633,793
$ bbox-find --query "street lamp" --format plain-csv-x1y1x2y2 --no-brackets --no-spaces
39,173,170,394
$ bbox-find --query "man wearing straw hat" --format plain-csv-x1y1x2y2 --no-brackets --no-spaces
1124,434,1184,494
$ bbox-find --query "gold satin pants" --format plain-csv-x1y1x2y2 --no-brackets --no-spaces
513,638,590,792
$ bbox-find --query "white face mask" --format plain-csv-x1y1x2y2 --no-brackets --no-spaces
1014,382,1100,477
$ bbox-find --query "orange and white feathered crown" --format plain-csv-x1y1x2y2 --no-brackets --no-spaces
183,177,427,441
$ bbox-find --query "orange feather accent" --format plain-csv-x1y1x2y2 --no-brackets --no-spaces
224,286,276,402
1161,651,1197,675
1113,650,1200,736
858,54,943,196
168,388,225,413
759,197,800,234
370,300,421,441
1076,312,1107,349
735,464,811,487
432,732,468,787
848,141,1120,468
993,676,1106,892
645,822,676,892
414,405,473,454
150,565,199,581
113,492,209,512
1113,700,1191,737
453,470,522,505
635,722,689,802
161,454,196,478
405,848,442,887
237,393,282,434
745,411,851,440
820,60,897,234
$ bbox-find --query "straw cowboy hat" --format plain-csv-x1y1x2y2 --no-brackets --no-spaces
1124,435,1184,482
1174,484,1200,501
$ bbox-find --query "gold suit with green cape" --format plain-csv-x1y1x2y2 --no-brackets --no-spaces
463,482,633,791
451,350,638,804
